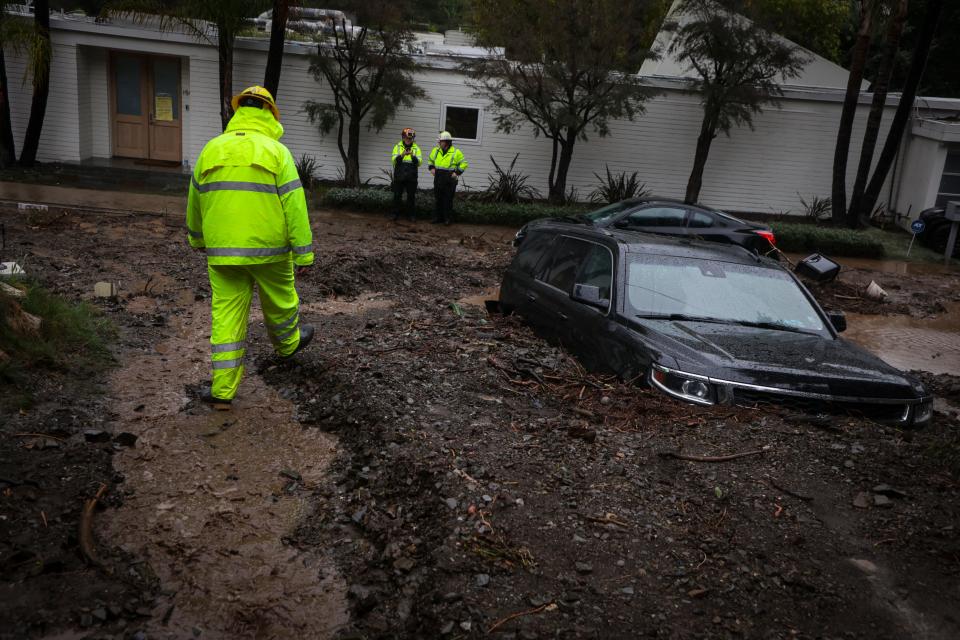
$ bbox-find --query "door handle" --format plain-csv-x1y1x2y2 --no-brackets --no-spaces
526,294,537,302
557,312,568,321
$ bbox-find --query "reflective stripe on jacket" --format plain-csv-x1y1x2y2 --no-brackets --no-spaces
391,141,421,182
186,107,314,267
428,145,468,174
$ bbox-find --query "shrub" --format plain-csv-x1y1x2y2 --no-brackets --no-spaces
770,223,886,258
589,166,649,204
321,187,587,226
797,193,831,223
481,154,541,203
295,154,321,190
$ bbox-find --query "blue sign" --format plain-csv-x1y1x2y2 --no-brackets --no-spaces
911,220,926,234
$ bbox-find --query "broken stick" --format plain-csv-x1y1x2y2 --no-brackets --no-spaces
79,483,108,569
658,449,766,463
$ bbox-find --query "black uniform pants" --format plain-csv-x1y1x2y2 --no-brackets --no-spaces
392,179,417,220
433,172,457,223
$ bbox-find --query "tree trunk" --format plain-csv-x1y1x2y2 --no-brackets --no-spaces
862,0,945,218
0,45,16,168
848,0,908,228
685,114,716,204
549,132,576,204
18,0,51,167
263,0,289,98
345,109,361,187
546,136,559,201
217,27,234,131
831,2,873,224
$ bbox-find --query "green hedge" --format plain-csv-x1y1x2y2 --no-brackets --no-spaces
321,187,587,227
321,189,889,259
770,222,886,258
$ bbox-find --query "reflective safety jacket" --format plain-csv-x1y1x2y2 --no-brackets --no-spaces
186,107,313,266
391,141,421,182
428,145,468,175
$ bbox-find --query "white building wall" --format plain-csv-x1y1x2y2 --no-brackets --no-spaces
4,17,951,220
5,40,82,162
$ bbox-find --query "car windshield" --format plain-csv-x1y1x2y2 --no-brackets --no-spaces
582,201,642,225
626,255,826,333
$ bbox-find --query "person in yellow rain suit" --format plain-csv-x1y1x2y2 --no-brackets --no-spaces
428,131,468,225
391,127,421,222
186,86,314,408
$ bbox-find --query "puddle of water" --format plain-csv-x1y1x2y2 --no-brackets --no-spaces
843,302,960,375
458,285,500,308
103,301,348,639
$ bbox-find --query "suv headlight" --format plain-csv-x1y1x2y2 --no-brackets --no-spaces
650,365,717,406
913,400,933,426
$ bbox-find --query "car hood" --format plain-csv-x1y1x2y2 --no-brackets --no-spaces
628,318,923,400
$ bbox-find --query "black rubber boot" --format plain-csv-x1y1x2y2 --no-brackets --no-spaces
201,389,232,411
281,324,315,358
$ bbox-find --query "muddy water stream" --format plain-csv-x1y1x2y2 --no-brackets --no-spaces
103,300,348,639
843,302,960,376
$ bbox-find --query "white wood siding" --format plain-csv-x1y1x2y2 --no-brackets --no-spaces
5,41,82,162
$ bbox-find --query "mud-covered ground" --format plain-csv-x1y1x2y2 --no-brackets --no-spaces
1,203,959,639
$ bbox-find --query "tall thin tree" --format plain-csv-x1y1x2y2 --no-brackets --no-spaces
848,0,908,226
469,0,660,203
861,0,945,217
668,0,807,204
262,0,289,98
18,0,51,167
831,0,878,223
304,3,424,187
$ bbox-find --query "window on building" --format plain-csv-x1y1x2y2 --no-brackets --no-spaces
441,105,482,142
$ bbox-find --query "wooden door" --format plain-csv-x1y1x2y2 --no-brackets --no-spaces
110,53,149,159
110,52,182,163
147,57,182,162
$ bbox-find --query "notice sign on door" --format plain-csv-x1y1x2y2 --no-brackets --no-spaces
155,94,173,121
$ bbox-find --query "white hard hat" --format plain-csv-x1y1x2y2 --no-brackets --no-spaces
437,131,453,142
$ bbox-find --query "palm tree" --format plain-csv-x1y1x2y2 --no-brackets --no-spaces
0,0,26,167
848,0,908,226
831,0,879,224
861,0,945,218
262,0,290,98
109,0,270,130
18,0,52,167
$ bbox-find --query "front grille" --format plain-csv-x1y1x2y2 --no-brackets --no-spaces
733,388,908,423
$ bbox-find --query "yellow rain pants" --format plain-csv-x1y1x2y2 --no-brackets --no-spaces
208,258,303,400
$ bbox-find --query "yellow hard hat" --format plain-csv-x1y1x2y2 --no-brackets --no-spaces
231,85,280,121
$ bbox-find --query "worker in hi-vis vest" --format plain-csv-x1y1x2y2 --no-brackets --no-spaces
391,127,421,221
428,131,468,225
186,85,315,409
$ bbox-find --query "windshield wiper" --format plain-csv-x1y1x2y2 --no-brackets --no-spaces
727,320,820,335
634,314,819,335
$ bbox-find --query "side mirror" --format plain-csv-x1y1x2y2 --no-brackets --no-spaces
572,283,609,310
827,310,846,333
612,219,631,229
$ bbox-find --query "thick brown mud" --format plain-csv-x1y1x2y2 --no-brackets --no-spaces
103,300,348,639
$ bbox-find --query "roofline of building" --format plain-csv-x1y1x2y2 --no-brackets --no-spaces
19,8,960,113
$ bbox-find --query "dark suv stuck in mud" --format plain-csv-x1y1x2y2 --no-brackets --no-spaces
499,223,933,427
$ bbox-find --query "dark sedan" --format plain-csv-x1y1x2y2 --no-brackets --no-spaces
514,197,777,254
499,223,932,427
